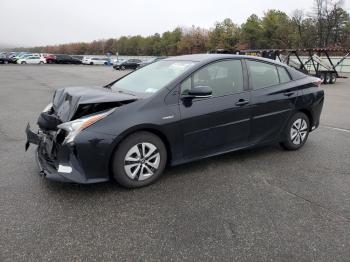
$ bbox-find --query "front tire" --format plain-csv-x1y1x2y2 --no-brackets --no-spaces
280,112,310,150
112,131,167,188
317,73,326,84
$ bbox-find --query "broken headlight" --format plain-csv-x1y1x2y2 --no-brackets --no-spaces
57,109,115,144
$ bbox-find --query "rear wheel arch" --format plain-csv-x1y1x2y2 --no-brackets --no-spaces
298,109,313,131
280,111,310,150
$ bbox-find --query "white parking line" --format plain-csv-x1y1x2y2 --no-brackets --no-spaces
322,125,350,133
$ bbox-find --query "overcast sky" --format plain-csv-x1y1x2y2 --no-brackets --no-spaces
1,0,349,47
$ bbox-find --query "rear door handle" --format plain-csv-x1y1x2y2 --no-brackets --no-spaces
235,99,249,106
284,91,295,97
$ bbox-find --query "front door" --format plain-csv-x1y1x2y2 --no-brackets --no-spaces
179,59,251,159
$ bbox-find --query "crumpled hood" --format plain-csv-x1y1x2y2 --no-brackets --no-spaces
52,86,136,122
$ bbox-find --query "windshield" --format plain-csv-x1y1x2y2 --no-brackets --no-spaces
111,60,197,94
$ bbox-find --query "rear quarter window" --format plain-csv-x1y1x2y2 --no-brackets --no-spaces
277,66,291,83
288,67,308,80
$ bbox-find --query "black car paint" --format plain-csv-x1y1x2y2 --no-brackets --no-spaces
54,55,82,64
52,86,136,122
26,54,324,183
0,56,11,64
113,59,142,70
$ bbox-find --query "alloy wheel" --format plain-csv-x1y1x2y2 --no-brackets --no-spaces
124,142,160,181
290,118,308,145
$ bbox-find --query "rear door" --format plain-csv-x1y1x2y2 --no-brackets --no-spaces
246,59,299,145
179,59,251,159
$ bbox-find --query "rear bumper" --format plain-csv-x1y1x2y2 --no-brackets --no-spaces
26,124,111,184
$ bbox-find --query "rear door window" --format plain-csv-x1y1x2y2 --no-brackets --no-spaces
247,60,279,89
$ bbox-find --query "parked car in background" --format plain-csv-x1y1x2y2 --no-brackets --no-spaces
26,54,324,188
113,59,142,70
0,54,11,64
11,53,43,63
9,53,30,63
137,56,167,68
72,55,84,61
113,58,125,64
82,57,110,65
17,56,46,64
45,54,56,64
48,54,82,64
7,52,17,59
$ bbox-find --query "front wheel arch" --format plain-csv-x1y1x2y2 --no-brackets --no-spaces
110,130,169,187
107,127,172,178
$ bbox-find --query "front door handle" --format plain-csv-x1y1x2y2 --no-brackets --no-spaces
235,99,249,106
284,91,295,97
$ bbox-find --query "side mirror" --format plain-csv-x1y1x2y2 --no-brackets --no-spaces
182,86,213,99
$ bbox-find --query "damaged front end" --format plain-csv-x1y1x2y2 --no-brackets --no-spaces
25,86,137,183
25,122,73,182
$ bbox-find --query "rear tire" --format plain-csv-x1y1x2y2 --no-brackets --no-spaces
324,72,331,84
21,61,26,64
280,112,310,151
330,73,337,84
39,61,44,64
112,131,167,188
90,62,93,65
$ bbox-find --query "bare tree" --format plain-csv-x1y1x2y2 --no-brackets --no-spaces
292,9,305,47
313,0,345,47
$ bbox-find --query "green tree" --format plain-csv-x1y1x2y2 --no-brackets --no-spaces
208,18,240,51
240,14,264,49
261,10,295,48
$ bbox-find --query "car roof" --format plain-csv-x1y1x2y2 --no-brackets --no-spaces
163,53,289,67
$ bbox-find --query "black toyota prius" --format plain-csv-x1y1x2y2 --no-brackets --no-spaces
26,54,324,188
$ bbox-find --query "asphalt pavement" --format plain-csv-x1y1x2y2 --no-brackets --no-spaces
0,64,349,262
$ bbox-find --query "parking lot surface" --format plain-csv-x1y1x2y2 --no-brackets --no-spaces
0,64,349,262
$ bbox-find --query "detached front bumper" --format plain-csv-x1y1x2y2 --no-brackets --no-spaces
25,124,111,184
